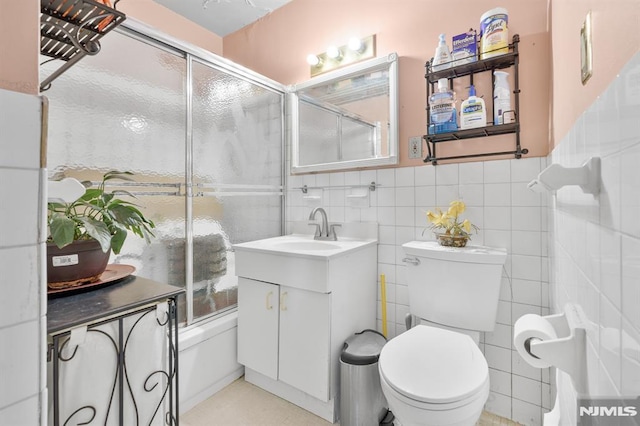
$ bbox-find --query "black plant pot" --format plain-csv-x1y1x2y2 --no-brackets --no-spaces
47,239,110,289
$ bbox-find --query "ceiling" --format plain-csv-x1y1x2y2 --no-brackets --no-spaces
153,0,292,37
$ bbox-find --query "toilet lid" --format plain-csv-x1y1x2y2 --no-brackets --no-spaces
379,325,489,404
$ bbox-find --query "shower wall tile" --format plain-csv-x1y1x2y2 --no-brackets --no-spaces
484,159,511,183
395,167,414,187
0,88,42,169
0,395,40,426
0,169,40,247
459,161,484,184
490,367,512,396
511,157,542,183
0,246,39,328
513,375,542,406
0,320,39,409
414,164,435,184
549,51,640,425
512,398,543,426
486,391,512,420
435,163,458,185
0,90,45,423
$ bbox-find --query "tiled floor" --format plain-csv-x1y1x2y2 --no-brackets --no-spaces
182,378,522,426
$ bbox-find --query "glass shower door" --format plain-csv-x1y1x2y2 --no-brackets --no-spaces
44,30,188,304
190,58,283,322
43,26,284,326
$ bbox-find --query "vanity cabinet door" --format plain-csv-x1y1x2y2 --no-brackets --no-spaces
278,286,331,401
237,277,280,380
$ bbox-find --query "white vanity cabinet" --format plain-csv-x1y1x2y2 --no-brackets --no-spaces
234,233,377,423
237,278,331,401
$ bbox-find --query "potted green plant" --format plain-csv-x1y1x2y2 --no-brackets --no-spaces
47,171,155,288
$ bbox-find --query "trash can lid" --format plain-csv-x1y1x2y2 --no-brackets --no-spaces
340,329,387,365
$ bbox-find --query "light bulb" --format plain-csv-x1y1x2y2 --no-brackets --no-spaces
326,46,342,60
306,54,321,66
348,37,364,53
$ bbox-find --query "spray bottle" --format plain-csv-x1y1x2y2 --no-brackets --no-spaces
493,71,513,125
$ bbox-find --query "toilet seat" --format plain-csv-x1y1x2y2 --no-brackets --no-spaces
379,325,489,405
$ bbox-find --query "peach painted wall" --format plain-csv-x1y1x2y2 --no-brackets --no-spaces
551,0,640,147
224,0,551,166
0,1,40,94
119,0,223,54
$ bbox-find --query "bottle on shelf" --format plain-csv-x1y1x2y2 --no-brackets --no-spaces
460,85,486,129
432,33,452,72
493,71,513,125
429,78,457,134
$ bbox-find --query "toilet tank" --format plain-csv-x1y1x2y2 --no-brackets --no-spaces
402,241,507,332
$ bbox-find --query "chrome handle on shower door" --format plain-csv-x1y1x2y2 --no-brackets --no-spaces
402,257,420,266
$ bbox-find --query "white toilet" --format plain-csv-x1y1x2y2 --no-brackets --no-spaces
378,241,507,426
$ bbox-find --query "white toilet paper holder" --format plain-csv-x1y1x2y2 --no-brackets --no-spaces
527,157,600,195
525,304,588,395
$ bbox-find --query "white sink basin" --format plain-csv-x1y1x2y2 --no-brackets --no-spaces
234,234,375,258
233,234,377,293
271,241,342,251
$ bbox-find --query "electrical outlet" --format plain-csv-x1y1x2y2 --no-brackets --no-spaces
409,136,422,159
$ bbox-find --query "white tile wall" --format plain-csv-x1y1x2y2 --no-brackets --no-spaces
286,156,550,423
549,51,640,424
0,88,45,424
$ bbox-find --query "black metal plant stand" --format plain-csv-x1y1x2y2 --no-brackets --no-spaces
48,275,183,426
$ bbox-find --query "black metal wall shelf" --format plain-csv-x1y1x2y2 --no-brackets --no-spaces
425,122,518,143
424,34,528,165
40,0,126,91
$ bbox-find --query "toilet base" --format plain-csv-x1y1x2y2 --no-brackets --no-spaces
380,374,489,426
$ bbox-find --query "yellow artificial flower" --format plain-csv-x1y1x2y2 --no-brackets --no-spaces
426,209,451,228
462,219,472,232
447,200,466,217
426,210,439,223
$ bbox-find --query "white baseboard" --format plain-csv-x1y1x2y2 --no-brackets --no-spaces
180,367,244,415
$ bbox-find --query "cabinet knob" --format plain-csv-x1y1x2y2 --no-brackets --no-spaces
280,292,288,311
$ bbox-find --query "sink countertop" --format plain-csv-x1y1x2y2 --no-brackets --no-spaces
233,233,377,260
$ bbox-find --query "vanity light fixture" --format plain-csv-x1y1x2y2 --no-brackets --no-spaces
348,37,365,53
306,54,322,67
326,45,343,60
308,34,376,77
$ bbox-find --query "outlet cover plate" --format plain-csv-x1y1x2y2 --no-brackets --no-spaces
409,136,422,159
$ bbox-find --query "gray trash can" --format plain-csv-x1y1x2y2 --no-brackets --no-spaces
340,329,388,426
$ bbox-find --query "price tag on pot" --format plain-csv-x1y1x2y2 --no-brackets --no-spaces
52,254,79,267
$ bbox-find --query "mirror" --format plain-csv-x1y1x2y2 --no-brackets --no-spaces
290,53,398,173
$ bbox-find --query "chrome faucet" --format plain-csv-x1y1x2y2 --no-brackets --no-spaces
308,207,340,241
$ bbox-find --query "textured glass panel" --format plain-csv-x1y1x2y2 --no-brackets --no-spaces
298,102,339,166
191,60,283,187
43,31,188,321
191,195,281,318
43,31,187,180
191,60,283,321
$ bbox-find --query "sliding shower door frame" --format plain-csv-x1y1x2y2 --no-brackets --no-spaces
118,19,286,326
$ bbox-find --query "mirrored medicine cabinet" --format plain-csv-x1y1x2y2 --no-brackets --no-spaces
289,52,399,174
